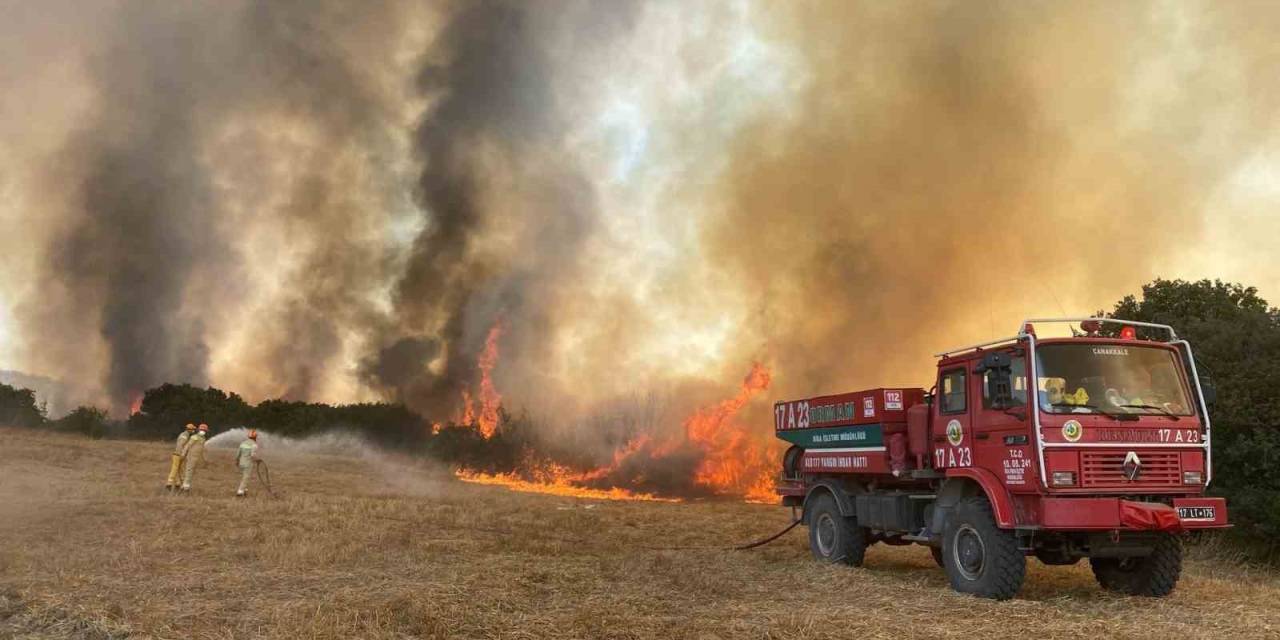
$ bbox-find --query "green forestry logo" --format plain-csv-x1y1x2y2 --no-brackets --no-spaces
946,419,963,446
1062,419,1083,443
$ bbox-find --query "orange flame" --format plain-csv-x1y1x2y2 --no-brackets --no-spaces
128,392,143,416
454,363,779,503
456,465,678,502
456,320,504,438
581,363,777,500
683,362,778,502
475,321,503,436
459,389,475,426
442,311,774,503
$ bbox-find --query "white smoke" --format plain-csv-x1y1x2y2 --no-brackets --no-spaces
205,427,449,497
206,427,374,458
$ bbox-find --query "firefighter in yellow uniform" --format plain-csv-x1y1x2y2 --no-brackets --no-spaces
235,427,259,496
180,424,209,493
165,423,196,491
235,429,260,497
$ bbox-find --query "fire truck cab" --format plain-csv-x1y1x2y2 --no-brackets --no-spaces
775,318,1227,600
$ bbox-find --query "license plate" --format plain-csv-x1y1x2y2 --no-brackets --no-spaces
1177,506,1216,521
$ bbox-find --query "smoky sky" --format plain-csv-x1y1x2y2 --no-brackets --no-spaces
2,0,1279,430
707,1,1280,406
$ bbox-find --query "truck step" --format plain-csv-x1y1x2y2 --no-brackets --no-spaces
900,533,934,543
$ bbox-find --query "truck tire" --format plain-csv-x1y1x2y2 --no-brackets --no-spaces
1089,533,1182,597
942,496,1026,600
807,492,866,566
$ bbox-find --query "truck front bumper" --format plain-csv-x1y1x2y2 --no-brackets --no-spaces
1039,496,1228,531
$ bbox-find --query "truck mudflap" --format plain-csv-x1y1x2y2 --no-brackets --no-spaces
1040,497,1229,530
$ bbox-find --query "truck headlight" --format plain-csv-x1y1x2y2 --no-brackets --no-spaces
1052,471,1076,487
1183,471,1203,485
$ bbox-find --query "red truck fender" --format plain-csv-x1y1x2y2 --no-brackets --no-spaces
801,479,859,520
941,467,1016,528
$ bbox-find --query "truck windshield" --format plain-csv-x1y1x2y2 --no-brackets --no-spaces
1035,343,1193,416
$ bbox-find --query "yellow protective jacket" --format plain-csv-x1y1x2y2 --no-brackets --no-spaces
174,431,192,456
182,433,207,466
166,430,194,486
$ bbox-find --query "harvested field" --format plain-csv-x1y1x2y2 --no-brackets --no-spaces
1,427,1277,640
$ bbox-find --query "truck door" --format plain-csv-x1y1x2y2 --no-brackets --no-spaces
973,350,1034,491
933,364,974,469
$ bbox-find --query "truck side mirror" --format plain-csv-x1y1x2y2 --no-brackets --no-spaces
976,352,1014,409
1199,375,1217,409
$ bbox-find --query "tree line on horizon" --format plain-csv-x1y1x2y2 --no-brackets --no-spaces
0,373,539,475
1,278,1277,558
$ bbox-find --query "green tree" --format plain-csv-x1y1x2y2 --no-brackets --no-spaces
126,383,253,439
54,406,111,439
0,383,45,428
1104,278,1280,551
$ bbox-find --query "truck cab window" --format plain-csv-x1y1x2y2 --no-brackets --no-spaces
982,356,1027,409
940,369,966,414
1035,343,1194,415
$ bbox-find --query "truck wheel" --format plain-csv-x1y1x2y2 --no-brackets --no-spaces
807,493,866,566
1089,534,1182,597
930,546,944,568
942,496,1026,600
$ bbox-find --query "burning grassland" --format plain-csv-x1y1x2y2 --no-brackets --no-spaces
454,467,676,503
445,336,782,503
3,427,1279,640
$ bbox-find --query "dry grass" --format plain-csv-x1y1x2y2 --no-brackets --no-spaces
1,427,1277,640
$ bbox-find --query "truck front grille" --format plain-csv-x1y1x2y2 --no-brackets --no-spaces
1080,451,1181,488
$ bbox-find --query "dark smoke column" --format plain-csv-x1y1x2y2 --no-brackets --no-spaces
368,1,638,419
47,5,223,414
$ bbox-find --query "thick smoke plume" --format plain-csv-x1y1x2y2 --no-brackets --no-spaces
38,4,225,414
4,1,423,413
706,1,1280,405
364,1,640,420
2,1,1279,471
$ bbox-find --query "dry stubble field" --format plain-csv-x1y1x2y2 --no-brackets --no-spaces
1,427,1278,640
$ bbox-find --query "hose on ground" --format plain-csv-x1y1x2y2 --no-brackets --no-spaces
254,459,279,499
732,518,802,551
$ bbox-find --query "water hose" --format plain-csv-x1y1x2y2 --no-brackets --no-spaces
254,459,279,499
732,518,802,550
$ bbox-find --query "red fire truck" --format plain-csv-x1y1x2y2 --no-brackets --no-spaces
775,318,1227,600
